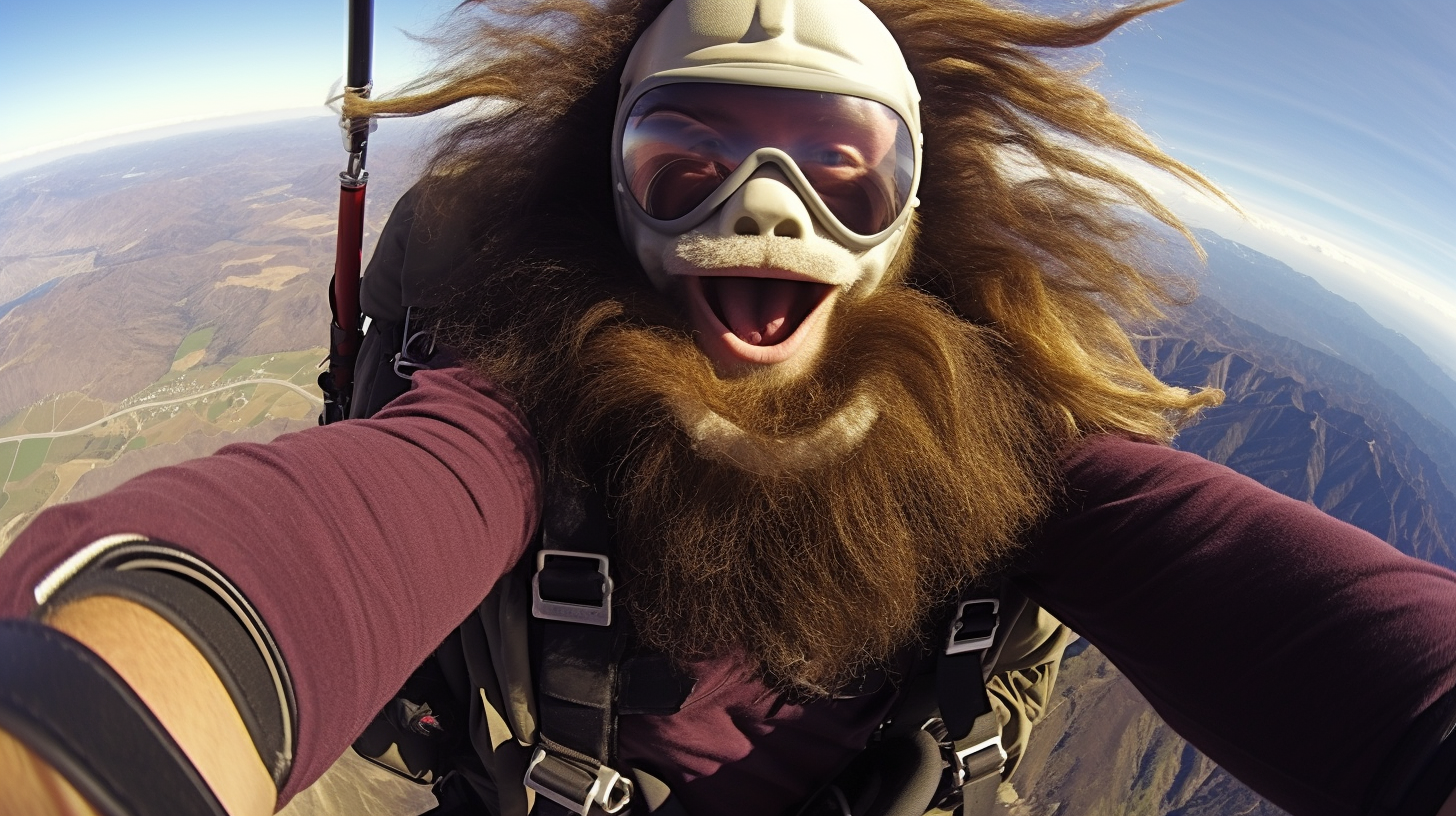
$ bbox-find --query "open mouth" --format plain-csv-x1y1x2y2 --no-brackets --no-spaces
685,275,836,368
702,276,832,346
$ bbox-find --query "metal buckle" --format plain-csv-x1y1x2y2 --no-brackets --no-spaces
532,550,613,626
944,598,999,655
391,306,436,379
524,747,633,815
953,733,1007,787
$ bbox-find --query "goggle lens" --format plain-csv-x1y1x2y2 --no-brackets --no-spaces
621,83,915,237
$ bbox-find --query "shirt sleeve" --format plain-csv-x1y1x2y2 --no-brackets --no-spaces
0,364,543,802
1013,434,1456,816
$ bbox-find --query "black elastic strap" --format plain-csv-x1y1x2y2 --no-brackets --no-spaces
0,619,228,816
33,541,296,789
43,569,286,787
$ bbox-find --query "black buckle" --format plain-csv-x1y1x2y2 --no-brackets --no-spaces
945,598,999,655
532,550,613,626
524,747,633,815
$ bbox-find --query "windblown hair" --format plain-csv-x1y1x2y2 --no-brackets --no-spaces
346,0,1228,689
349,0,1226,444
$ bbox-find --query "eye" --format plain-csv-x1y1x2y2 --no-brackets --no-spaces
689,137,727,154
808,145,865,170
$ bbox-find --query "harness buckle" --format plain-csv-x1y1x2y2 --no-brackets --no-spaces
532,550,613,627
391,306,437,379
945,598,999,655
953,733,1007,788
524,746,633,815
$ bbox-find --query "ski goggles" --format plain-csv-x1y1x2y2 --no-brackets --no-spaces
618,82,918,248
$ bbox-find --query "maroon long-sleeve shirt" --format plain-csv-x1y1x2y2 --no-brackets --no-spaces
3,364,1455,816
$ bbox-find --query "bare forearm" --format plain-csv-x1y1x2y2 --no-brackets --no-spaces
0,727,100,816
34,597,275,816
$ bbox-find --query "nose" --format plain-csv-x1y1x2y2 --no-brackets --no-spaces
716,172,813,240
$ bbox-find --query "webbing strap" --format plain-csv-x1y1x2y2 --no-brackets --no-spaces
528,480,633,815
537,619,625,761
935,587,1001,741
0,620,229,816
527,479,699,814
936,583,1010,816
956,711,1007,816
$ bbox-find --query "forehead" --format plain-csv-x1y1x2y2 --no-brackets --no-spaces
629,83,901,131
618,0,921,135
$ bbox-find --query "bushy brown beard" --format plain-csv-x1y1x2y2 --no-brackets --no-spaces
532,282,1063,695
423,92,1064,692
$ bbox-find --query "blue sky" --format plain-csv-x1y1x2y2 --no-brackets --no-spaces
2,0,1453,367
1086,0,1456,370
0,0,451,160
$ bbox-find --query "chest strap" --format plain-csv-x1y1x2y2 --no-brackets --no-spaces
931,584,1021,816
525,482,694,815
528,537,633,814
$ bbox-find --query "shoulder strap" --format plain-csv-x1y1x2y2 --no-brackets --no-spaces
933,582,1022,816
525,477,697,816
524,477,633,816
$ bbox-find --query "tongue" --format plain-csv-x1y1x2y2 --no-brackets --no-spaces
716,277,798,346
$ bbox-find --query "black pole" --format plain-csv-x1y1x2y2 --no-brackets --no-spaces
346,0,374,91
320,0,375,425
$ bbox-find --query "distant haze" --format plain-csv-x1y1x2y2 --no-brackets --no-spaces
1083,0,1456,374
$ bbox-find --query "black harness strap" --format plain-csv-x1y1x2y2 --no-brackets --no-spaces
526,480,635,816
933,583,1022,816
0,620,229,816
526,478,699,815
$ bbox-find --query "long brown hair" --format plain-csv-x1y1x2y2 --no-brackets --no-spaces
349,0,1225,444
347,0,1231,690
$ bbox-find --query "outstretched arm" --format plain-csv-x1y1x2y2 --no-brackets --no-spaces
1018,435,1456,816
0,363,543,813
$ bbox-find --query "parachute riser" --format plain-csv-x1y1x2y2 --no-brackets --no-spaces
321,0,375,425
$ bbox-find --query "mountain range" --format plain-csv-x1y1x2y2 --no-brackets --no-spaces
1005,230,1456,815
2,119,1454,816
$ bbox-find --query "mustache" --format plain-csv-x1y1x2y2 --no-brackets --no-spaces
667,233,861,286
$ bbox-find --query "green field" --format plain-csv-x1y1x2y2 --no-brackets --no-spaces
10,438,52,482
219,350,322,386
0,346,326,548
175,326,217,361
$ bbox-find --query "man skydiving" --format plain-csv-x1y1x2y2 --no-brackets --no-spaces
3,1,1456,815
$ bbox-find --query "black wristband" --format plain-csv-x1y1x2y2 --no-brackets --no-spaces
46,568,287,787
32,539,296,789
0,619,229,816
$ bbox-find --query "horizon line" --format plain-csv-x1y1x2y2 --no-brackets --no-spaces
0,108,331,178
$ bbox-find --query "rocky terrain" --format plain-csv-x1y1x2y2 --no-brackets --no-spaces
1144,296,1456,568
1002,236,1456,816
4,120,1456,816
